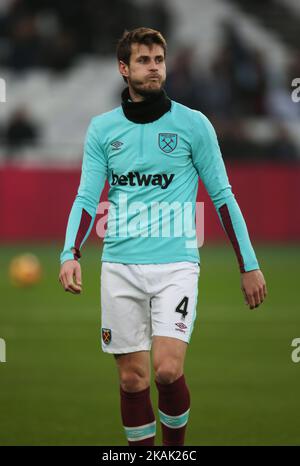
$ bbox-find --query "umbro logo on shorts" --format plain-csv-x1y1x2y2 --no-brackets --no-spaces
175,322,187,333
111,170,175,189
102,328,112,345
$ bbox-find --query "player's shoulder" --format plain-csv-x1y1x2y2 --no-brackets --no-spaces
170,100,214,132
90,106,123,129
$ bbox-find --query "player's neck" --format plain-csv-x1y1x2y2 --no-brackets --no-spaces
121,86,171,124
127,86,165,103
128,87,144,102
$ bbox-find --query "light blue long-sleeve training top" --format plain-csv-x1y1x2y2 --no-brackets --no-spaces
60,99,259,272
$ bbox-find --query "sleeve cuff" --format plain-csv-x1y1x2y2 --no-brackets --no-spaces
243,262,260,273
60,248,81,265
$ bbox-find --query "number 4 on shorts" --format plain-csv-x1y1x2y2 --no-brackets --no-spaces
175,296,189,318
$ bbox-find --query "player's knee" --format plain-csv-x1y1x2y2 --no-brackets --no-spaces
120,370,149,393
155,363,181,385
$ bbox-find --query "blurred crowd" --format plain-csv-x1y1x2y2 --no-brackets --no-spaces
0,0,170,71
0,106,39,159
165,22,300,162
166,22,300,120
0,1,299,162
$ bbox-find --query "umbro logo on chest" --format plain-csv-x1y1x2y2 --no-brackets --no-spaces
110,141,124,150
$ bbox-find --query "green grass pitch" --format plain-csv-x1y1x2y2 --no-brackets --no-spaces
0,242,299,445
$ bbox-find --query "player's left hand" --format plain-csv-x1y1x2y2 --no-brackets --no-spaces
241,269,267,310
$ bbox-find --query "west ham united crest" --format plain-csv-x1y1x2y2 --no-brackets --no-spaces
158,133,178,153
102,328,112,345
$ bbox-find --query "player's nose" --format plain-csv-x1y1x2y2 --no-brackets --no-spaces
149,59,158,70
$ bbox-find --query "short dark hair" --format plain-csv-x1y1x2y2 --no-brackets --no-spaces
117,27,167,82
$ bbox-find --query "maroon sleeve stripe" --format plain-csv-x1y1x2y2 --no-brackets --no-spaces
73,208,92,260
72,247,81,261
219,204,245,273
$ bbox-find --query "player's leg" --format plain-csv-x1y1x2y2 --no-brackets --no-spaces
152,336,187,385
100,262,155,446
113,351,156,445
114,350,150,392
152,336,190,446
150,261,200,446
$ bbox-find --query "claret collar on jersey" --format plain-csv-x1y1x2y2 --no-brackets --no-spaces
121,87,172,124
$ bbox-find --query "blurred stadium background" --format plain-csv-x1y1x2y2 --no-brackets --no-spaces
0,0,299,446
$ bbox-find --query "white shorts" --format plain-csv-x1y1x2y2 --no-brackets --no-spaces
100,261,200,354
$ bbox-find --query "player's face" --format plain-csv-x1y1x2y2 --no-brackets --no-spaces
119,43,166,98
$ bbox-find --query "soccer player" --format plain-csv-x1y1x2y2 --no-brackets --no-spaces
59,27,267,446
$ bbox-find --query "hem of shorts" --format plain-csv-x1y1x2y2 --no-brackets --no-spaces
152,332,190,343
102,345,152,354
101,254,200,265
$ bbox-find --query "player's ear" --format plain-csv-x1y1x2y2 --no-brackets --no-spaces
119,60,129,80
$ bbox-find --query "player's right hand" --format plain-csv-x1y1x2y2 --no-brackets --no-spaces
59,260,82,294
